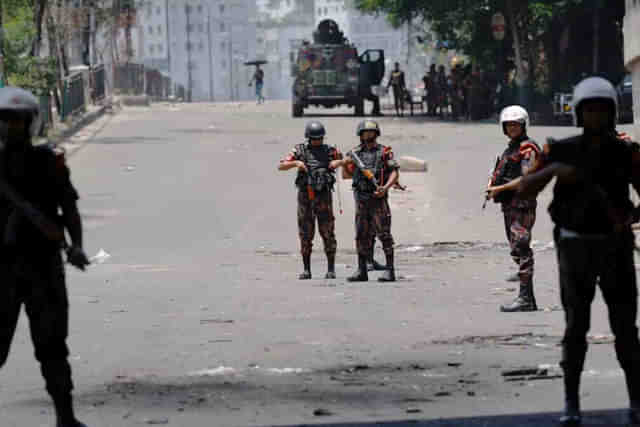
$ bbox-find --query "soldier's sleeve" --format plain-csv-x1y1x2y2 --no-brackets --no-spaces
519,140,541,174
332,146,343,160
281,146,301,163
383,146,400,171
345,150,356,174
52,148,79,204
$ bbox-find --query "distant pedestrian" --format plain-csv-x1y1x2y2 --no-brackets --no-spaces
249,64,265,104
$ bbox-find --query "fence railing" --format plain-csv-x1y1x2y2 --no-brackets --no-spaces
61,72,85,121
91,64,106,103
114,63,145,95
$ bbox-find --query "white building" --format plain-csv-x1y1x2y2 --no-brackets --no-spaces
315,0,349,37
624,0,640,137
136,0,256,102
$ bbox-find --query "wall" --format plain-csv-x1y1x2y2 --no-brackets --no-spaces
625,0,640,137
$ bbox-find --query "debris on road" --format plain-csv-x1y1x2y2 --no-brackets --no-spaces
406,407,422,413
502,364,563,382
200,319,234,324
144,417,169,424
90,248,111,264
313,408,333,416
188,366,236,376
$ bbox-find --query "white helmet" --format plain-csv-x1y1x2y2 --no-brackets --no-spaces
571,76,617,127
499,105,529,135
0,87,41,137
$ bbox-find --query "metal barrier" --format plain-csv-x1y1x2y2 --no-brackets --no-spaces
61,73,86,121
91,65,106,103
114,63,145,95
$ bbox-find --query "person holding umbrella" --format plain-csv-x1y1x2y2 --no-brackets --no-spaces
248,63,265,104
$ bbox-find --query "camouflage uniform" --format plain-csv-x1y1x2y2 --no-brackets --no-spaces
0,145,80,418
347,141,399,282
282,142,342,272
492,136,540,311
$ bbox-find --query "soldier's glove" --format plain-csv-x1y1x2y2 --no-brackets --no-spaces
67,246,90,271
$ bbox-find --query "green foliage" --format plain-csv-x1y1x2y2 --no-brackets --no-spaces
2,0,57,94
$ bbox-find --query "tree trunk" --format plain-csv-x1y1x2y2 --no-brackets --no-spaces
506,0,526,86
46,7,63,114
0,0,5,86
31,0,47,57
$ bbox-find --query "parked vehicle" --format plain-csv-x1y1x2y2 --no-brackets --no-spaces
552,92,573,124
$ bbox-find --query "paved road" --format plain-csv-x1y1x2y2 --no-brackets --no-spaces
0,101,637,426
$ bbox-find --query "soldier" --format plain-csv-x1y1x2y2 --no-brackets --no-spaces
334,120,399,282
518,77,640,425
387,62,406,117
278,121,342,279
0,87,90,427
486,105,541,312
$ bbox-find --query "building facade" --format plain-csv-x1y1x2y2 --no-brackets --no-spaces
624,0,640,137
137,0,257,102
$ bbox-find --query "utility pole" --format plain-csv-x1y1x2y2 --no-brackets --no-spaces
207,4,214,101
228,24,233,101
165,0,171,95
185,3,192,102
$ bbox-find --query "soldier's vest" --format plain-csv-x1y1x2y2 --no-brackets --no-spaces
493,138,540,204
352,145,385,199
294,143,336,193
548,133,637,233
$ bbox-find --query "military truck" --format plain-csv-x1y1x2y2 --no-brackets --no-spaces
291,19,385,117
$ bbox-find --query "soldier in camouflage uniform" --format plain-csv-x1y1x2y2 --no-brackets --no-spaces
279,121,343,279
486,105,541,312
0,87,90,427
335,120,400,282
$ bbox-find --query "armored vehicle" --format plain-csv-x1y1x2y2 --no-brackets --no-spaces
292,19,385,117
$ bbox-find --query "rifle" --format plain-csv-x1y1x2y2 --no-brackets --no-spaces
306,173,315,201
349,150,382,191
482,155,501,210
0,178,65,242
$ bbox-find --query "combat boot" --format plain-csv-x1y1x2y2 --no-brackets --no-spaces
347,255,368,282
559,354,584,426
54,394,87,427
325,253,336,279
299,254,312,280
378,252,396,282
500,282,537,312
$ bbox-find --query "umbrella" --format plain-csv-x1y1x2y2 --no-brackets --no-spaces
244,60,268,66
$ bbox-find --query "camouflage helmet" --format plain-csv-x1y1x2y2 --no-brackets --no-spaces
356,120,381,137
304,120,326,139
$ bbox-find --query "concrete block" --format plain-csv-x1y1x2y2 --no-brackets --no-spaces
398,156,427,172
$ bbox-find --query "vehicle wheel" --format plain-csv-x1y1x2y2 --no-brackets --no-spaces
292,102,303,117
354,98,364,116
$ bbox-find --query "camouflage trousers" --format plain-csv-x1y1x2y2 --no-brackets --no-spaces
298,190,337,257
0,252,74,398
355,196,394,257
503,206,536,285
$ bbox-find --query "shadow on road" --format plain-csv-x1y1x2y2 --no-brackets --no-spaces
273,408,634,426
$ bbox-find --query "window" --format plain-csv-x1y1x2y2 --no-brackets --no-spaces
186,41,193,50
157,25,162,34
185,4,192,14
221,60,227,69
197,4,203,13
219,4,225,13
187,24,194,32
158,44,164,52
199,41,204,51
156,6,161,15
146,6,152,17
198,23,204,32
324,7,327,14
318,8,322,15
149,45,155,54
221,41,226,49
148,25,153,35
220,22,225,32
